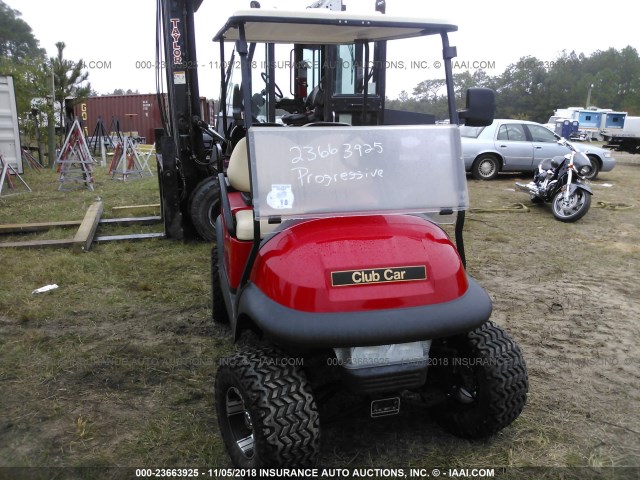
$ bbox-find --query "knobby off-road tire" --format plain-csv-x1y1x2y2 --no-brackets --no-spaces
188,176,220,242
210,246,229,324
215,347,320,468
430,320,529,439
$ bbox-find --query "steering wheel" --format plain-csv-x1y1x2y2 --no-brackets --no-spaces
261,72,283,99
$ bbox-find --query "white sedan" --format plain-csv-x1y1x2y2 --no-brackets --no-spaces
461,119,616,180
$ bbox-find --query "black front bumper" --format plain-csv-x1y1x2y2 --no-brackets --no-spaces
238,276,492,348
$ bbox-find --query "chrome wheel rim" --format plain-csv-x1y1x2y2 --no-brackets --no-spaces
479,159,496,178
553,190,586,218
225,387,254,458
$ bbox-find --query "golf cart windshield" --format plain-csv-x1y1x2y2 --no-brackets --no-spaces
248,124,468,220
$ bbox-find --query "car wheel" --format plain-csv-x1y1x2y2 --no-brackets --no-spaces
472,155,500,180
215,346,320,468
428,321,529,439
584,155,600,180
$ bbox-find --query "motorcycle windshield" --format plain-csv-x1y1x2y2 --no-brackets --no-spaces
247,125,469,221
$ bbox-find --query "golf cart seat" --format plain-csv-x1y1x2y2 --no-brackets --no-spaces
227,137,280,241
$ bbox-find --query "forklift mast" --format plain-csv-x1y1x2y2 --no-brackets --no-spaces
154,0,432,241
156,0,212,240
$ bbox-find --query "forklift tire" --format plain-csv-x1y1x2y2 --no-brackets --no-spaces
215,346,320,468
211,246,229,324
188,176,220,242
429,320,528,439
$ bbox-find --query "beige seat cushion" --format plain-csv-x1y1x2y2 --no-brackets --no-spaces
227,137,250,192
227,138,283,240
235,209,281,241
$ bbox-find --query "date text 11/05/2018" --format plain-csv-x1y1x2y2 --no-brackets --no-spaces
135,467,496,477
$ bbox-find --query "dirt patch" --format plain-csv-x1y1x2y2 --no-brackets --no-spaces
462,157,640,469
1,159,639,474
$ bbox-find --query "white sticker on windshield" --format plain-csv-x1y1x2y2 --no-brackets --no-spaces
266,184,294,209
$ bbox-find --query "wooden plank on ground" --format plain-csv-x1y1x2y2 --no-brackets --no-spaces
0,220,82,234
72,201,104,253
0,238,74,249
0,216,162,235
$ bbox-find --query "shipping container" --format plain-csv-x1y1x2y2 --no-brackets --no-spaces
0,75,22,173
73,94,164,144
73,94,215,144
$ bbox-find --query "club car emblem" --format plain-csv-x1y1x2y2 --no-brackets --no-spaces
331,266,427,287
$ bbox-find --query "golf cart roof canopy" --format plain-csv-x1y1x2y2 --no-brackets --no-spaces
213,9,457,44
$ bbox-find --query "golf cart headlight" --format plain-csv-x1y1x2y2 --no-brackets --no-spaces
334,341,431,369
579,165,592,176
604,151,612,158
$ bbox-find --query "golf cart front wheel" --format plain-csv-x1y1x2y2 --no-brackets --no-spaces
429,321,529,439
215,347,320,468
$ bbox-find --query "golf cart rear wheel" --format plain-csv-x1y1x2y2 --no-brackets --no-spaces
429,321,528,439
210,246,229,324
215,347,320,468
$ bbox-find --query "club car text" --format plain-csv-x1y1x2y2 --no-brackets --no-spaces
331,266,427,287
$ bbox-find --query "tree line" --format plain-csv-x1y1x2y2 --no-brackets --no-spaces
1,0,91,151
387,47,640,122
3,0,639,135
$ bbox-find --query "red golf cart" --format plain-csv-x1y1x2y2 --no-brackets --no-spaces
210,4,528,469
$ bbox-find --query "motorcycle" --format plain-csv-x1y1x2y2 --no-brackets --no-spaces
516,139,593,222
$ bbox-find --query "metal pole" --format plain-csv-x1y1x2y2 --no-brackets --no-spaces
32,109,43,164
47,60,56,168
441,32,459,124
100,130,106,167
586,84,594,109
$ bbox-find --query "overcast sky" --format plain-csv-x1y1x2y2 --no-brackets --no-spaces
10,0,640,101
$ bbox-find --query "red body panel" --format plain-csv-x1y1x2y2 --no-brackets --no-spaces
224,192,253,289
248,215,467,313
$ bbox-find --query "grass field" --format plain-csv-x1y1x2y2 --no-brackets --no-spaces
1,154,638,479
